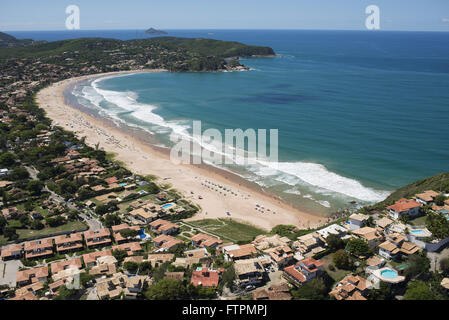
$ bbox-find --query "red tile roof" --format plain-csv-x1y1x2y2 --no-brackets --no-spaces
190,268,220,288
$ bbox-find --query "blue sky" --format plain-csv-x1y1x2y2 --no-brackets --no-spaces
1,0,449,31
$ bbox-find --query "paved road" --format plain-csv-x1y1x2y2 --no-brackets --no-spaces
0,260,22,288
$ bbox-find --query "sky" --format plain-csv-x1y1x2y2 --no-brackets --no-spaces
1,0,449,31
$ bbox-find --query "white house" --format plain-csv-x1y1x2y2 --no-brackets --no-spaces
347,214,369,230
0,168,10,177
386,198,421,220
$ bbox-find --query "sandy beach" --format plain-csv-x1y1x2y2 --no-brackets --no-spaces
36,70,326,231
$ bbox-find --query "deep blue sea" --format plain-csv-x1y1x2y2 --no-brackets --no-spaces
10,30,449,213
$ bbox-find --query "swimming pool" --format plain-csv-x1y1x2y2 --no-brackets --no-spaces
162,203,174,209
139,229,151,240
410,229,425,235
381,269,398,279
119,183,128,186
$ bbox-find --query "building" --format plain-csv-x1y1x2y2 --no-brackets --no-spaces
112,242,143,256
152,234,183,251
352,227,383,248
16,266,49,287
234,258,266,288
252,234,291,251
149,219,180,235
24,238,54,260
293,233,326,257
191,233,223,248
1,243,23,261
83,228,112,249
415,190,439,205
147,253,175,267
54,233,83,254
221,244,257,261
128,207,159,224
329,274,373,300
264,246,295,268
387,198,421,219
82,250,112,268
316,224,347,239
190,267,220,288
376,217,394,230
253,283,292,300
283,258,324,287
51,258,83,282
347,214,369,230
111,224,141,244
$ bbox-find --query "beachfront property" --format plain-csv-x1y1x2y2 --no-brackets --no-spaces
24,238,54,260
316,223,348,239
414,190,440,205
264,245,295,268
387,198,421,220
191,233,223,248
376,217,394,231
54,232,84,254
351,227,383,248
152,234,183,251
283,258,324,287
252,234,292,251
234,258,267,289
220,243,257,261
149,219,180,235
83,228,112,249
293,232,326,258
347,213,369,230
329,274,373,301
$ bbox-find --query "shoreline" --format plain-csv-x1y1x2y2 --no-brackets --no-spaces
36,70,328,231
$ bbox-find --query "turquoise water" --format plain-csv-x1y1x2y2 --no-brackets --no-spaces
381,269,399,279
410,229,425,235
67,30,449,214
162,204,174,209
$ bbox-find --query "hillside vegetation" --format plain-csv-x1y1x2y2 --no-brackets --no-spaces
375,172,449,208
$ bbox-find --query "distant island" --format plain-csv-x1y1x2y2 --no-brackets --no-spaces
0,31,44,48
145,28,168,35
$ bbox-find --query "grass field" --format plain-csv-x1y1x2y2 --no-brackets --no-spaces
0,235,7,246
16,221,87,240
320,253,351,282
187,218,266,243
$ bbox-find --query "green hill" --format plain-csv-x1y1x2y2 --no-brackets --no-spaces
0,31,40,48
375,172,449,208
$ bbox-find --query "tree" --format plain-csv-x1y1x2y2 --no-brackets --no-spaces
31,220,44,230
3,227,18,240
291,278,328,300
53,285,78,300
332,249,352,270
46,216,65,227
111,249,128,263
144,279,187,300
405,253,430,279
434,195,446,206
103,214,121,227
8,167,30,181
440,257,449,276
119,228,139,239
346,238,371,257
80,273,95,288
326,234,345,252
124,261,139,274
0,152,16,167
26,180,44,196
95,204,108,216
403,281,436,300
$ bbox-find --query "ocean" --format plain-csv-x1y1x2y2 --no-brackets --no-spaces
10,29,449,214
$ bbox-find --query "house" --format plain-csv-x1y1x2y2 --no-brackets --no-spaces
1,243,23,261
293,233,326,257
51,258,83,282
0,168,11,177
378,241,400,260
329,274,373,300
83,228,112,249
96,272,127,300
89,255,118,276
147,253,175,267
1,207,24,220
387,198,421,219
152,234,183,251
283,258,324,287
165,271,185,281
252,234,291,251
54,232,83,254
415,190,439,205
264,246,295,268
124,275,151,299
221,244,257,261
376,217,393,230
82,250,112,268
95,192,119,204
112,242,143,256
24,238,54,259
16,266,49,287
0,180,13,189
149,219,180,235
351,227,383,248
316,224,348,239
234,258,267,288
111,224,141,244
191,233,223,248
347,213,370,230
128,207,159,224
190,267,220,288
253,283,292,300
185,248,210,260
104,176,118,185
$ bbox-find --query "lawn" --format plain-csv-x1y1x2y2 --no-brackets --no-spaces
187,218,267,243
0,235,7,246
408,215,427,226
320,253,351,282
16,220,87,240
